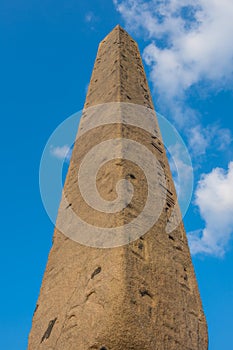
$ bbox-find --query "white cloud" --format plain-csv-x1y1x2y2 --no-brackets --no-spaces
114,0,233,154
188,125,209,156
216,128,232,151
85,12,94,23
188,124,232,156
114,0,233,98
188,162,233,256
50,145,71,161
84,12,98,30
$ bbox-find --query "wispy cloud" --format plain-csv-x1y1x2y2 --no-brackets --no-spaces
50,145,71,162
85,12,95,23
113,0,233,155
84,12,98,30
188,162,233,256
188,124,232,156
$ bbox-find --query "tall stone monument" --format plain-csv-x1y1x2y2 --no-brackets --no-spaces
28,25,208,349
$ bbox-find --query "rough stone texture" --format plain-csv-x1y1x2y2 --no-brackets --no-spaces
84,25,153,109
28,25,208,349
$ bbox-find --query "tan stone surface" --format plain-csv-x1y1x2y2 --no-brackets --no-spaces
28,25,208,349
84,25,153,109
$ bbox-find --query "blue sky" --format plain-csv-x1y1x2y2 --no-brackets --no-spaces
1,0,233,349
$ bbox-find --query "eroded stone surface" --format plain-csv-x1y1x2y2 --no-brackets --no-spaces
28,25,208,350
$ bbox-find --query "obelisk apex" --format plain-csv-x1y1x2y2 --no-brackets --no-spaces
85,25,154,109
28,26,208,350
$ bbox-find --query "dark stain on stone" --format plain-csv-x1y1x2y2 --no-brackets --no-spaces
139,288,153,298
138,242,144,250
41,318,57,343
91,266,102,279
33,304,38,315
148,306,152,317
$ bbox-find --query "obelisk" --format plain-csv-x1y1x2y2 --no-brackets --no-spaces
28,25,208,349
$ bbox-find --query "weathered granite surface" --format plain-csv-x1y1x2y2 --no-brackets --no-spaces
28,25,208,350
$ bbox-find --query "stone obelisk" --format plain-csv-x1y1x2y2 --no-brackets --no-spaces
28,25,208,349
